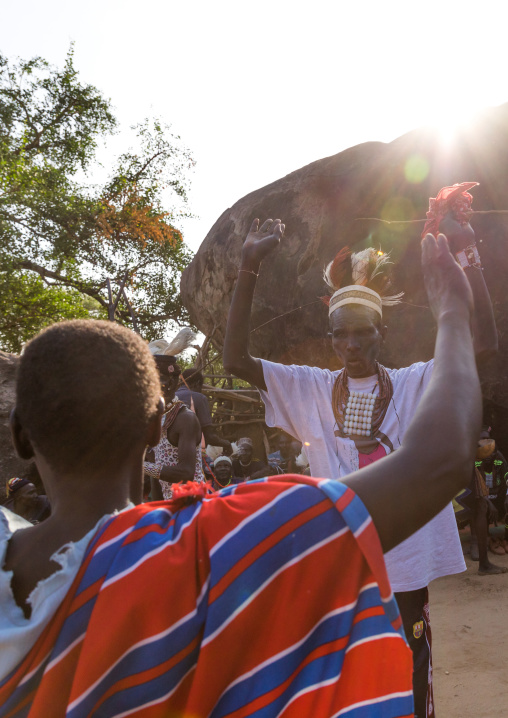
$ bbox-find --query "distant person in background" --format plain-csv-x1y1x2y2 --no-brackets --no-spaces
475,428,508,555
232,437,270,481
5,478,50,525
144,356,204,499
210,456,243,490
176,369,232,456
268,432,302,474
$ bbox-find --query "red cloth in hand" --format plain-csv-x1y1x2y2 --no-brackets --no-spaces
422,182,479,239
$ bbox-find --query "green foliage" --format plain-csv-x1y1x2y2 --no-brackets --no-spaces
0,47,195,351
0,270,105,352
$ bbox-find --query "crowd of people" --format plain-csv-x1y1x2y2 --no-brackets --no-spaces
0,183,505,717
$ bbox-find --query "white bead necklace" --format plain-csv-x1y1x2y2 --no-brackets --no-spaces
343,389,377,437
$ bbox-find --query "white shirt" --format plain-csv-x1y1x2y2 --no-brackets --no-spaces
0,505,131,681
260,358,466,592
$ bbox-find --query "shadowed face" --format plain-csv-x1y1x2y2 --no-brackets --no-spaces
238,443,253,464
14,482,38,510
159,370,180,405
278,435,294,459
215,461,232,482
329,305,386,378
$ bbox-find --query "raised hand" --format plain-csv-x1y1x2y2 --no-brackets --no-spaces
241,218,285,270
422,232,473,322
438,210,475,252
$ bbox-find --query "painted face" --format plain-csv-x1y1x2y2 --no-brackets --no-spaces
329,305,385,378
215,461,232,482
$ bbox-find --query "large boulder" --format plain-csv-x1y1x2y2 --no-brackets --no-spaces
0,352,35,495
181,104,508,446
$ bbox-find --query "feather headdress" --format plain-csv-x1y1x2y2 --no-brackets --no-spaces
148,327,197,356
323,247,403,317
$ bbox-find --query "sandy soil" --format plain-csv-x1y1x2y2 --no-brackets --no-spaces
431,530,508,717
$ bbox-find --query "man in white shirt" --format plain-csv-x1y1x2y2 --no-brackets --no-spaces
224,198,497,717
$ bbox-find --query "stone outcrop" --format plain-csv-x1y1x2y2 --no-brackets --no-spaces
181,103,508,450
0,352,35,495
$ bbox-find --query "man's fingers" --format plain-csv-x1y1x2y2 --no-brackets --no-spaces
249,218,260,233
421,233,435,266
259,218,273,233
437,233,450,255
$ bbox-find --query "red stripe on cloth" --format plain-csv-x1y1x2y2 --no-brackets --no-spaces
216,635,352,718
86,634,201,715
185,534,369,712
209,496,331,603
352,605,385,625
2,688,36,718
330,637,413,712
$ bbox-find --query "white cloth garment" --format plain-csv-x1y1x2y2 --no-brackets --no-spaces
260,358,466,592
0,504,132,681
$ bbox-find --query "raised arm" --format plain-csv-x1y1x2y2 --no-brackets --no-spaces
343,233,482,552
439,211,498,359
223,218,285,390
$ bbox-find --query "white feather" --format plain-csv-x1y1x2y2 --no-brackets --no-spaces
351,248,373,285
165,327,197,355
323,260,335,290
148,327,197,356
295,447,309,469
381,292,404,306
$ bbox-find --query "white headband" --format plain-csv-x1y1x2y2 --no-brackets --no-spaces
214,456,232,467
329,285,383,317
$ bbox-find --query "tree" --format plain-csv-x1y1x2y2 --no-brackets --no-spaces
0,48,194,352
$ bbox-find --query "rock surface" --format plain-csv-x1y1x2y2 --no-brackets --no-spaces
181,103,508,450
0,351,34,495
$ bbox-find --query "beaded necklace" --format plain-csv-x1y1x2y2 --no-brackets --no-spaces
214,476,232,488
332,362,393,439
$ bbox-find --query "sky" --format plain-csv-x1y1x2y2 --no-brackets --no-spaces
2,0,508,254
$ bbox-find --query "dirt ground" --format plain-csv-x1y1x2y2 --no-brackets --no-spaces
431,529,508,717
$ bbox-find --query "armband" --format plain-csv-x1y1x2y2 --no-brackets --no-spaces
455,244,481,269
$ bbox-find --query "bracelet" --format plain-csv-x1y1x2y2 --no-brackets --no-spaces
239,268,259,277
455,244,482,270
144,462,161,480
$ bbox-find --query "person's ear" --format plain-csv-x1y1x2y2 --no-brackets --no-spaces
9,408,35,460
146,398,164,448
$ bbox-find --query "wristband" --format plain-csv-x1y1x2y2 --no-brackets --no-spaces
144,462,161,479
455,244,481,270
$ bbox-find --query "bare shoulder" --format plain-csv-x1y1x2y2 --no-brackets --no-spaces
170,406,201,442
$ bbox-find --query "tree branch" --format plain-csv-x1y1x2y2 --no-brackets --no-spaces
14,259,109,309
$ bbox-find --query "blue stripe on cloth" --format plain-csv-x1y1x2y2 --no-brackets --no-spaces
75,504,195,595
65,578,210,717
204,504,346,642
0,682,36,718
317,479,369,535
211,585,391,717
93,503,202,590
213,484,240,498
210,484,329,588
318,480,405,640
331,692,414,717
72,642,201,718
219,649,346,718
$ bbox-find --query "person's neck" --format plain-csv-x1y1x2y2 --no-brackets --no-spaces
33,453,141,542
347,365,378,380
